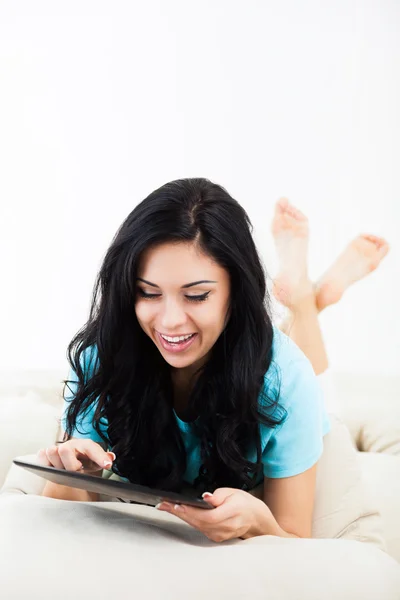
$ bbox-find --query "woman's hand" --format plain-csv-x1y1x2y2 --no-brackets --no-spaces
156,487,273,542
37,439,116,474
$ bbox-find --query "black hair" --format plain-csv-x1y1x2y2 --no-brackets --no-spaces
61,177,286,496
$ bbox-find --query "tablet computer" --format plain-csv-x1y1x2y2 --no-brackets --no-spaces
13,458,214,510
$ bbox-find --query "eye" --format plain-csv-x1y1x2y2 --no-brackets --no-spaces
137,289,210,303
137,290,161,299
186,292,210,303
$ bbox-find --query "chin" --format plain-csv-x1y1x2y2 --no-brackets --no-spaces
161,353,194,365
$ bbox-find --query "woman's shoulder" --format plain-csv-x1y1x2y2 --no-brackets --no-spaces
259,327,330,478
66,344,100,383
80,344,99,372
270,325,311,368
262,326,320,410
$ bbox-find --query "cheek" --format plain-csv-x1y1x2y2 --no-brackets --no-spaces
135,302,156,327
198,308,225,334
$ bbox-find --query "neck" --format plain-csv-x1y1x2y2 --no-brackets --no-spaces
170,353,207,393
170,363,203,420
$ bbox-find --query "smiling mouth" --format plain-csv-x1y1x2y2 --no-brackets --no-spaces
156,331,197,341
156,331,196,338
156,331,198,352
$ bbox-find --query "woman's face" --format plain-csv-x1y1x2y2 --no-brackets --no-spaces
135,241,231,377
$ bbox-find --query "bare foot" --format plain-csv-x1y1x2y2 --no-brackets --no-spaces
271,198,314,308
315,234,390,311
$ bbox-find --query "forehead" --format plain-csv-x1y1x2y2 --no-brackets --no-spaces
137,242,227,282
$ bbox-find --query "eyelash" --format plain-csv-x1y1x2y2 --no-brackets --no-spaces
137,289,210,303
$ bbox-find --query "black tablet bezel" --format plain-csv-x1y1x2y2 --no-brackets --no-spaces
13,459,214,509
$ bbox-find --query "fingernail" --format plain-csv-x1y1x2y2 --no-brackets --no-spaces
202,492,213,498
155,503,163,510
104,460,112,467
157,503,172,510
108,452,116,460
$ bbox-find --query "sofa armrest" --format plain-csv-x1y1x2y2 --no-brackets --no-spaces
0,454,49,497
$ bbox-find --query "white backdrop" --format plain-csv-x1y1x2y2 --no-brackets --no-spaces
0,0,399,375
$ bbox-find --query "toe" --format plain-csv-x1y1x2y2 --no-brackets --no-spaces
378,242,390,259
362,234,390,253
282,199,307,222
276,197,290,212
362,233,386,247
361,234,379,243
292,205,307,221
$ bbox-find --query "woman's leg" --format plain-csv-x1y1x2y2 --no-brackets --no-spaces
278,294,339,414
270,198,328,375
279,294,328,376
314,234,390,312
271,197,390,373
271,198,390,415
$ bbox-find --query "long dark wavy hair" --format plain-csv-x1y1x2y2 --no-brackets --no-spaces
60,177,286,496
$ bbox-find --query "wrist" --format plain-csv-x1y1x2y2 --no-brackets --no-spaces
241,499,276,539
241,500,299,539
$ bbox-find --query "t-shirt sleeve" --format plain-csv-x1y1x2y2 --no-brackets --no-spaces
261,330,331,479
61,346,108,444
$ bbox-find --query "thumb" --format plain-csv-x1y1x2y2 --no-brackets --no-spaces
103,451,116,466
202,487,234,507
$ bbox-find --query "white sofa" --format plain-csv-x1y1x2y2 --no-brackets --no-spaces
0,369,400,600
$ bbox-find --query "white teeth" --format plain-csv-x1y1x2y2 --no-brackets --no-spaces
160,333,194,343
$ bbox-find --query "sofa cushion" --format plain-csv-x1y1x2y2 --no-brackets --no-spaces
0,492,399,600
0,391,60,488
311,415,386,550
358,451,400,564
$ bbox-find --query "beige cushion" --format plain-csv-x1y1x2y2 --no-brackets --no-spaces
357,419,400,456
0,391,60,488
0,492,399,600
358,451,400,564
347,415,400,563
312,415,386,549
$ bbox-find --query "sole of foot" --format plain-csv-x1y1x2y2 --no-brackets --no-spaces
271,197,314,309
315,234,390,311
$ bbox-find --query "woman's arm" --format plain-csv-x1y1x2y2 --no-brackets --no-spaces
253,463,318,539
41,468,103,502
41,481,100,502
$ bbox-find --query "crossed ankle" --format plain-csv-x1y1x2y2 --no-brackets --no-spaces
283,292,319,315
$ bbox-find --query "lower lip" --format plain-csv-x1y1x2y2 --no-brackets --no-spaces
156,331,198,353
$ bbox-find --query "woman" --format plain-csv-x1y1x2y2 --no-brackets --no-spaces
38,178,388,543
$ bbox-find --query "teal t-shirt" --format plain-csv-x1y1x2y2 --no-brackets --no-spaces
61,326,331,488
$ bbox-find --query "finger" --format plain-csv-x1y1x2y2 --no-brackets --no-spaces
45,445,64,469
181,497,239,529
57,443,84,471
205,488,237,506
157,503,198,527
158,503,243,543
161,503,221,531
81,440,116,470
59,440,115,472
36,448,52,466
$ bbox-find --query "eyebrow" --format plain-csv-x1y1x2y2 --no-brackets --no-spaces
136,278,217,289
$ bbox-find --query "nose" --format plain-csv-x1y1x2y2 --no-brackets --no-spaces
159,297,188,331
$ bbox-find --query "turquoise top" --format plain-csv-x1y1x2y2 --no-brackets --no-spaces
61,326,331,488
